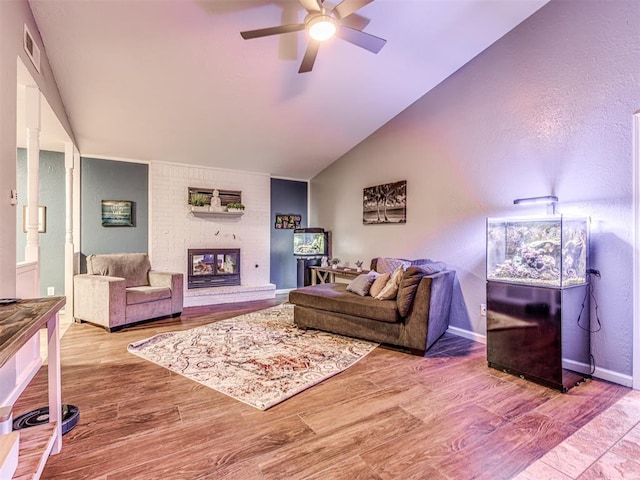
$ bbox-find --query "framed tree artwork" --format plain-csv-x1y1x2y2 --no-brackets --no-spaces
363,180,407,225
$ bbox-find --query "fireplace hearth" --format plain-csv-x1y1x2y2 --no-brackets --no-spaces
188,248,240,289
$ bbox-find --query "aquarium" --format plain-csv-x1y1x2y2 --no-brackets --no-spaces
293,228,328,257
487,215,589,287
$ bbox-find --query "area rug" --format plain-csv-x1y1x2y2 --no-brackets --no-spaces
127,303,378,410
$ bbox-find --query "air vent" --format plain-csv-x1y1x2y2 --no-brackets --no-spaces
23,24,41,73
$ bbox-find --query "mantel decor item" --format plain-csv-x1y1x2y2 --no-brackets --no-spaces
275,214,301,229
363,180,407,225
188,187,242,209
22,205,46,233
101,200,133,227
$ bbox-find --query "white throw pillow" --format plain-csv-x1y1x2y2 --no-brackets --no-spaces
374,265,404,300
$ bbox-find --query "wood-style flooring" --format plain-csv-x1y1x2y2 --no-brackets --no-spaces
14,297,630,480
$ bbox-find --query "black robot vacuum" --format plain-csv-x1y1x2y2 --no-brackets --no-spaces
13,404,79,435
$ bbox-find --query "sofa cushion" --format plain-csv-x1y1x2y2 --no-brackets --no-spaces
375,257,411,274
369,272,390,297
374,265,404,300
87,253,151,287
411,259,447,274
126,286,172,306
289,283,400,323
397,267,429,316
346,273,376,296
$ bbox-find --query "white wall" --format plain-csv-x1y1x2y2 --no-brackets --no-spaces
0,0,74,297
310,0,639,381
149,162,274,305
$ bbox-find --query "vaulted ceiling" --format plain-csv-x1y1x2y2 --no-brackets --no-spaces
28,0,549,179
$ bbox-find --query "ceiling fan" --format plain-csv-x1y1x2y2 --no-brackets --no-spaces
240,0,387,73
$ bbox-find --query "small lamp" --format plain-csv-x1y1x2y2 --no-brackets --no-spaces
513,195,558,214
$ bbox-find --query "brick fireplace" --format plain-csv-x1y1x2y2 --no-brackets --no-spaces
187,248,240,289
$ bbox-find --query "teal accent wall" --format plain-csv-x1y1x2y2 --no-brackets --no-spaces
80,157,148,271
16,148,65,296
270,178,307,289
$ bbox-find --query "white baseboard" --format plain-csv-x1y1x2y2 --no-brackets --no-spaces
562,358,592,375
447,326,486,344
275,288,294,295
592,365,633,387
447,327,632,387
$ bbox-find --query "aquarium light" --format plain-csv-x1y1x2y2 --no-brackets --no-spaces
513,195,558,214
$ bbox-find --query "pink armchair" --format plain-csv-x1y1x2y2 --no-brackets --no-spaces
73,253,183,331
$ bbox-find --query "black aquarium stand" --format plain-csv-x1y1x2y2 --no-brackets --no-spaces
486,281,591,392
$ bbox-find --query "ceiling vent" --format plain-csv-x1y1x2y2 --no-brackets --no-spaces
23,24,41,73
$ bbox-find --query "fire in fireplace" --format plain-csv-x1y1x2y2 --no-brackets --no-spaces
187,248,240,289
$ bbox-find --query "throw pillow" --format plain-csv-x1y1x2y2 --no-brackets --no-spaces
397,267,428,316
374,265,404,300
375,257,411,274
346,274,376,296
369,272,391,297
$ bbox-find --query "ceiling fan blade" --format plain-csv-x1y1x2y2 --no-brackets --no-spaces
337,25,386,53
299,0,322,12
299,40,321,73
334,0,373,19
240,24,305,40
339,13,370,31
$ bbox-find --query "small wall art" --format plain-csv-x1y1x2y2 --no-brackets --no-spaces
275,214,301,229
363,180,407,225
22,205,46,233
101,200,134,227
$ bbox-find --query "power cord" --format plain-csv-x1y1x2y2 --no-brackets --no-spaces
577,269,601,376
577,268,602,333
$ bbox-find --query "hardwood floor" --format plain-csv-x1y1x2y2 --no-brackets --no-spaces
14,297,630,480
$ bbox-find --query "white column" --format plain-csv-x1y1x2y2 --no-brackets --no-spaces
24,86,41,273
633,110,639,390
64,142,75,316
73,148,81,271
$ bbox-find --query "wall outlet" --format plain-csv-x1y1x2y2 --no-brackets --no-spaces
47,286,55,296
480,303,487,316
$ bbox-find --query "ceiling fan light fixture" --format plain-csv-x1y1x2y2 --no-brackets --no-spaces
307,14,337,41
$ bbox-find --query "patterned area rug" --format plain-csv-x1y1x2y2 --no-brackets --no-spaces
127,303,378,410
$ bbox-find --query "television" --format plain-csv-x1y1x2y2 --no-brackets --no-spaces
293,228,328,257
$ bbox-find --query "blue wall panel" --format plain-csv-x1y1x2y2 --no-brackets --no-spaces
270,179,307,289
80,157,148,271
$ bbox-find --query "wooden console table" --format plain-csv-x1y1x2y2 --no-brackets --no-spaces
0,297,65,479
309,266,369,285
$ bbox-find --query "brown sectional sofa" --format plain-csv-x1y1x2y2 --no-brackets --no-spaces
289,259,455,355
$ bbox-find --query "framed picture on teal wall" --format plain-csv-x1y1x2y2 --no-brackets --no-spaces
101,200,133,227
22,205,46,233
